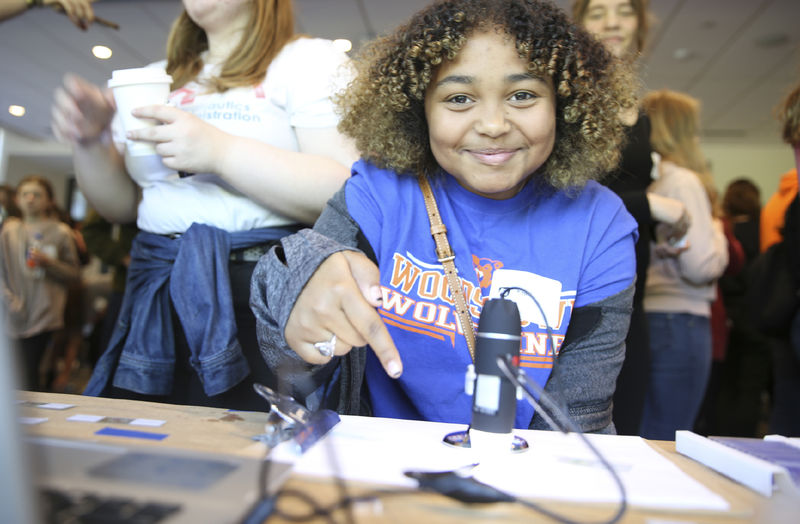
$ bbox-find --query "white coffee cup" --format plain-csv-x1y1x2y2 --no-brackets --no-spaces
108,67,173,156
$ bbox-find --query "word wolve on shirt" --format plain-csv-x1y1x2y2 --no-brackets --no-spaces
380,252,575,367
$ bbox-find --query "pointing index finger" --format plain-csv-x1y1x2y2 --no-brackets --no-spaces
342,289,403,378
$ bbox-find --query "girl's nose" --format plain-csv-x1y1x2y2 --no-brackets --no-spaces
475,104,511,137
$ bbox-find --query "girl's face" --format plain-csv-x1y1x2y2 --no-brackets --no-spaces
16,182,50,219
424,30,556,200
582,0,639,59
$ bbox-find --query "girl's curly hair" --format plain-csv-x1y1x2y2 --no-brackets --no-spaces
336,0,637,190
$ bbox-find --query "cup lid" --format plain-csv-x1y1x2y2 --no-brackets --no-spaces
108,67,173,88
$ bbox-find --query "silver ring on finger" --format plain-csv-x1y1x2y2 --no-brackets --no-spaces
313,334,337,358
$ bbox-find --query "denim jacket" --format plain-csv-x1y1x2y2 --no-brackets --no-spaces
85,222,298,397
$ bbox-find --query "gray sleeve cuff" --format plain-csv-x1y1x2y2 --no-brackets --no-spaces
530,281,634,434
249,186,363,374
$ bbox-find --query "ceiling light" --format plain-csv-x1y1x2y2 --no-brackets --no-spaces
92,45,113,59
8,105,25,117
673,48,695,61
332,39,352,53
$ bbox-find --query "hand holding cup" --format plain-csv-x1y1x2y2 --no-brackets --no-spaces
107,67,173,156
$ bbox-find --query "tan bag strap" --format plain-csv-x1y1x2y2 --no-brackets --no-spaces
418,176,476,362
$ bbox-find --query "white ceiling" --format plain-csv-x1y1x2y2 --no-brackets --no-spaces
1,0,799,181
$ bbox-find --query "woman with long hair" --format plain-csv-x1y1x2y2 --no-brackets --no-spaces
572,0,688,435
51,0,358,409
639,89,728,440
0,175,80,390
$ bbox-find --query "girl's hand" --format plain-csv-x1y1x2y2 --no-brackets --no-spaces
51,74,116,146
284,251,403,379
653,222,690,258
126,105,230,175
28,247,53,267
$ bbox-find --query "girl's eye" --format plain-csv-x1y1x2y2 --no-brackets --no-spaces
445,94,472,105
585,8,604,20
510,91,536,102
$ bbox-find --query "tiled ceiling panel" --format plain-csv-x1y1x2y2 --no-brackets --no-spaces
0,0,798,146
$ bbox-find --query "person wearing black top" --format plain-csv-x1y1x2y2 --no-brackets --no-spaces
573,0,688,435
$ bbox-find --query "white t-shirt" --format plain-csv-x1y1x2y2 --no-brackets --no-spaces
112,38,351,234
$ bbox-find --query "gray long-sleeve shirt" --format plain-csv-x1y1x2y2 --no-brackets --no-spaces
250,187,634,433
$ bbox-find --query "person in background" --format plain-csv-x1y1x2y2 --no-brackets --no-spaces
0,185,21,227
705,178,770,437
695,181,749,436
572,0,688,435
51,0,358,410
251,0,639,433
0,175,80,390
0,0,95,29
767,80,800,436
760,169,797,253
639,89,728,441
79,209,136,370
46,207,89,392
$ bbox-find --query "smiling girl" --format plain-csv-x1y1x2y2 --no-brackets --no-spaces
251,0,639,433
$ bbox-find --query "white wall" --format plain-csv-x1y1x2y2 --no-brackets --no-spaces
703,141,795,204
0,127,73,209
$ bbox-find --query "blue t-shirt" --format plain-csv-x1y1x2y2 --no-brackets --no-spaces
345,160,637,428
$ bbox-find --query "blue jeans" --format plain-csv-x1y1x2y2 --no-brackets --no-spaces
640,312,712,440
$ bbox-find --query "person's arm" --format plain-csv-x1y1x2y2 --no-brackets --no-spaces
36,224,80,283
672,173,729,284
0,228,24,319
127,105,357,225
126,39,359,225
648,192,688,232
71,140,137,224
52,74,139,223
530,282,634,434
0,0,95,28
0,0,34,20
250,187,399,405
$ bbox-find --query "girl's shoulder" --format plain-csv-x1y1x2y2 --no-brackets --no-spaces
272,37,350,71
345,160,419,206
267,37,352,94
0,217,22,238
659,160,696,180
350,159,412,185
1,216,22,228
279,37,340,55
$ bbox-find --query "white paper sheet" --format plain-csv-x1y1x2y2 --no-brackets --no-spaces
67,414,105,423
270,415,729,512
